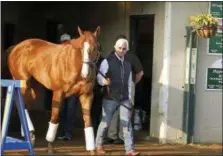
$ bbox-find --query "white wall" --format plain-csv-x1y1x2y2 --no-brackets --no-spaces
195,38,222,144
166,2,222,144
194,2,222,143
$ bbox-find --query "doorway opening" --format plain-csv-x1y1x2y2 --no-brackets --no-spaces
1,23,15,98
1,23,20,134
130,15,155,134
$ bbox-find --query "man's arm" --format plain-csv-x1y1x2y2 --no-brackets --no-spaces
130,54,144,84
97,59,109,86
135,71,144,84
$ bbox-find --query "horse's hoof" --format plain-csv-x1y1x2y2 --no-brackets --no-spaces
31,139,35,147
89,150,96,155
30,133,35,147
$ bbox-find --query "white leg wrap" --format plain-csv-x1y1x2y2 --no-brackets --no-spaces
21,109,35,137
84,127,95,151
46,122,59,142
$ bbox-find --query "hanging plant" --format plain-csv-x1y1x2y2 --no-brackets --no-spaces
189,13,218,38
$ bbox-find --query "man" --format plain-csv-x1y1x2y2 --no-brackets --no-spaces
57,32,79,141
105,35,144,144
95,38,140,155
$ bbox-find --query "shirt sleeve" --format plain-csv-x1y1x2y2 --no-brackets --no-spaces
97,59,109,86
128,71,132,100
131,54,143,74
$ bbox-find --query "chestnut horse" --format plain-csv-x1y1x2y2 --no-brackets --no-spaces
7,26,100,154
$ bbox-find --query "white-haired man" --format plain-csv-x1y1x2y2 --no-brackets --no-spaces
95,39,140,156
105,35,144,145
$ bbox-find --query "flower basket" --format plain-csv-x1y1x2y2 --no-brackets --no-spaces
189,13,218,38
196,26,217,38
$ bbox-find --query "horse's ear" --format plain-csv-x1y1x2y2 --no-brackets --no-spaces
94,26,100,37
78,26,84,36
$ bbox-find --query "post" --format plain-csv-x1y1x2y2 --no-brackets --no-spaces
183,27,198,144
159,1,172,144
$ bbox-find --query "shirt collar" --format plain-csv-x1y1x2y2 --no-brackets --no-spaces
114,52,124,62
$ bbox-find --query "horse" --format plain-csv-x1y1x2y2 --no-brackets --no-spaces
7,26,100,155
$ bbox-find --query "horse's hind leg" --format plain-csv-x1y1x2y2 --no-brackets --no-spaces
8,50,36,145
79,92,96,155
45,90,63,154
19,79,36,146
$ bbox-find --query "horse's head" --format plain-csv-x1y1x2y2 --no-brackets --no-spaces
77,26,101,79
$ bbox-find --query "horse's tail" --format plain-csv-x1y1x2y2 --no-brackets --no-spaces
1,45,16,100
1,45,15,79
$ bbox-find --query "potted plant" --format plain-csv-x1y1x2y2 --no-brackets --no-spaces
189,13,218,38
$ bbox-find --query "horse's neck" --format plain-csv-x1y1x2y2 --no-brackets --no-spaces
71,37,84,49
56,43,82,81
68,38,83,70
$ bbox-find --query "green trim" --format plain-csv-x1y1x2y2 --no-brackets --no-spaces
183,26,198,144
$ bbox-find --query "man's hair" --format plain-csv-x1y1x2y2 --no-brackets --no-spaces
115,34,127,42
114,38,129,51
114,35,130,52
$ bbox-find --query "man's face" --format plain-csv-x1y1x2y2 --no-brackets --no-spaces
116,42,127,57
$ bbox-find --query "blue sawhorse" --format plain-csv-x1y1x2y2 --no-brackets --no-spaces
1,79,35,155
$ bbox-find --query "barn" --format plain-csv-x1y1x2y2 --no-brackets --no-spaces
1,2,222,150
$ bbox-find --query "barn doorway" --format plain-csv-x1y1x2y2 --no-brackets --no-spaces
44,20,60,112
1,23,16,131
130,15,155,135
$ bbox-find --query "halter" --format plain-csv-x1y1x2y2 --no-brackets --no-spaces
81,45,100,69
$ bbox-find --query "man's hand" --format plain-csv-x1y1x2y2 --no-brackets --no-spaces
135,71,144,84
103,78,110,86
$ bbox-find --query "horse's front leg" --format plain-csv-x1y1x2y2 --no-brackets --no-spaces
45,90,63,154
79,92,96,155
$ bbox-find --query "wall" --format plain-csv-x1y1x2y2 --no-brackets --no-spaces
195,38,222,144
126,2,165,139
194,2,222,143
166,2,222,143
